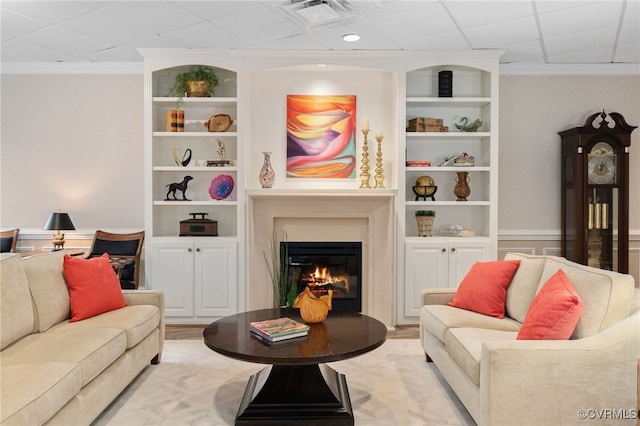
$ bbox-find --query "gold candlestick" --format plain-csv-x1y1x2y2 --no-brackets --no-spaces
359,129,371,188
374,135,385,188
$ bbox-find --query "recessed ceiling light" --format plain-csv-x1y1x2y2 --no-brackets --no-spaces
342,34,360,42
316,64,327,68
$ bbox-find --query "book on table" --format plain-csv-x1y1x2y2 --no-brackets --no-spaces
249,317,310,342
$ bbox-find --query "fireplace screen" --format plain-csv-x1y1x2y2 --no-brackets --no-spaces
281,241,362,313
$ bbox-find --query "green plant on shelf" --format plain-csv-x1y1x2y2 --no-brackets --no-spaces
415,210,436,217
167,66,219,108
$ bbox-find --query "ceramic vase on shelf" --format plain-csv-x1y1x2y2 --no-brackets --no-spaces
259,152,275,189
454,171,471,201
416,215,435,237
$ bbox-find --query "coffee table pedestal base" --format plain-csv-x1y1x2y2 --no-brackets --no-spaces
236,364,353,425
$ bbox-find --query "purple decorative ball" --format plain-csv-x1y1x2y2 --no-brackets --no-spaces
209,175,234,200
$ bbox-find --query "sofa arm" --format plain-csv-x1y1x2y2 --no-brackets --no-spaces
123,290,165,363
421,288,457,306
479,312,639,425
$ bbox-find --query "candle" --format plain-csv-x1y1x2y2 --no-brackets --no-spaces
376,131,383,138
362,119,370,130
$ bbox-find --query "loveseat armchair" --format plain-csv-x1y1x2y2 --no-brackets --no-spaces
420,252,639,425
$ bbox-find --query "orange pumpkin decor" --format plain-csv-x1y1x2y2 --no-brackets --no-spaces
293,287,333,323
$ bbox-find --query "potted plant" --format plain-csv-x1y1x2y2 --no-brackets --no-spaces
415,210,436,237
168,66,220,100
264,233,297,307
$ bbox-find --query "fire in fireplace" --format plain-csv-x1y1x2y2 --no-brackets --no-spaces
281,241,362,313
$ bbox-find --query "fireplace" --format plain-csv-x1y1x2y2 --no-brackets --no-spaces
282,241,362,313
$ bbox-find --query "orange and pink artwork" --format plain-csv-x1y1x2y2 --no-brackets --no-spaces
286,95,356,179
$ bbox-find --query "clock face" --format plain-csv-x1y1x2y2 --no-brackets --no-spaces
588,142,616,185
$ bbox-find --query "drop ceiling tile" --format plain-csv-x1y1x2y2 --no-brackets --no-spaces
495,39,545,63
547,47,613,63
0,7,48,40
1,38,74,62
100,1,204,35
21,26,112,57
614,41,640,62
622,0,639,24
0,1,92,24
617,21,640,46
252,33,328,50
174,1,264,20
463,16,539,48
538,1,623,38
371,2,456,41
161,21,243,49
58,10,154,45
349,0,432,18
211,6,302,44
87,35,186,62
399,29,470,50
445,1,534,28
545,26,618,56
307,18,399,50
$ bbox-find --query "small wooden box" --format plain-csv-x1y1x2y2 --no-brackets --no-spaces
180,213,218,236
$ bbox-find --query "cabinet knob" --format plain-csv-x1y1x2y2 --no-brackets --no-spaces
441,248,446,253
187,248,192,253
196,247,201,252
451,247,456,252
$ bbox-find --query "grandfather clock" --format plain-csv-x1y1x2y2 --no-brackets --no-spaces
559,110,635,273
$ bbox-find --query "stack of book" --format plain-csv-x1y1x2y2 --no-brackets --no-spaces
250,317,310,344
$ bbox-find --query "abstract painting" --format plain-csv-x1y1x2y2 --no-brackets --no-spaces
286,95,356,178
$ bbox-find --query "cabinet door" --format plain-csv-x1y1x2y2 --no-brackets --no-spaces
404,241,448,318
151,242,194,317
194,240,237,317
448,240,491,288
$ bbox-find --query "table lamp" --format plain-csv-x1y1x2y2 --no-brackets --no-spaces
43,211,75,251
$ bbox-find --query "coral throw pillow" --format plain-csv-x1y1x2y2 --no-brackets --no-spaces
448,260,521,318
517,269,583,340
63,253,126,322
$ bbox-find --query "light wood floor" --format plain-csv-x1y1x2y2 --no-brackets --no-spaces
165,324,419,340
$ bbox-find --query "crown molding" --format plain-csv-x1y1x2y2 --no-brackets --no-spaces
2,60,638,76
1,62,143,75
500,63,640,75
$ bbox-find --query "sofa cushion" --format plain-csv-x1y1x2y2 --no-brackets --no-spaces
448,260,521,318
517,269,584,340
445,328,517,385
23,250,70,332
49,305,160,349
504,253,546,322
1,328,126,386
0,362,81,425
538,256,634,338
421,304,521,343
0,254,34,350
63,254,126,322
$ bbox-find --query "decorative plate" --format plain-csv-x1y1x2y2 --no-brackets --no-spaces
209,175,234,200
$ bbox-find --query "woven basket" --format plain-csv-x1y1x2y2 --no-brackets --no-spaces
416,216,435,237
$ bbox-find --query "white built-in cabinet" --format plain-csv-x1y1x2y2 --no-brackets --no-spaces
398,53,501,323
141,51,244,323
151,239,237,318
404,240,489,317
140,49,501,325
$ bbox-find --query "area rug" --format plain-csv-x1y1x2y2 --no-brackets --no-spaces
93,339,474,425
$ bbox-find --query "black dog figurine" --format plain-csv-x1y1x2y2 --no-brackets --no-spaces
165,175,193,201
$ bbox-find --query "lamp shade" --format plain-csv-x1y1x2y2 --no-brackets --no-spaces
43,212,76,231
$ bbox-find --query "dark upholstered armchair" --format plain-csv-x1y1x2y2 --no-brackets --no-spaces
0,229,19,253
87,230,144,289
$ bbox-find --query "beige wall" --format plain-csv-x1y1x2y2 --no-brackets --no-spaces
1,71,638,282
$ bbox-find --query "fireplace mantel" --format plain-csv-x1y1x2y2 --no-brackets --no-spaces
247,190,397,328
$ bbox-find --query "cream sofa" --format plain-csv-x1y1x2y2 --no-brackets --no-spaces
420,252,639,425
0,251,165,425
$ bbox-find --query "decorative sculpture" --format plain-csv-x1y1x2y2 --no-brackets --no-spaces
165,175,193,201
454,117,483,132
293,287,333,323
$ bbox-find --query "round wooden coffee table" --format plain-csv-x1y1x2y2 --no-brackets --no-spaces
203,308,387,425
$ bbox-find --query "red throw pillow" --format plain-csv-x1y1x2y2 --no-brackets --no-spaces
448,260,521,318
517,269,583,340
63,254,126,322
